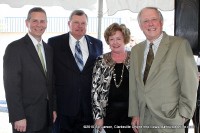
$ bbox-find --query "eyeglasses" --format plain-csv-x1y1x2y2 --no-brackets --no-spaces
141,18,160,24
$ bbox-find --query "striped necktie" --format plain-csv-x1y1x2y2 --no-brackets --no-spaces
37,43,46,72
143,43,154,84
75,41,84,71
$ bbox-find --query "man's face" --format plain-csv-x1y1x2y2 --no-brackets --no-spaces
26,12,47,41
139,9,163,42
68,15,87,40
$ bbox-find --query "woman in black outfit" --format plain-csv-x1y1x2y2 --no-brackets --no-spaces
91,23,134,133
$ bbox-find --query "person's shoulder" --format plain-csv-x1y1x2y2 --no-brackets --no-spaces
7,35,26,49
48,33,69,48
48,33,68,41
85,35,102,43
163,32,185,42
133,41,145,48
95,52,112,66
168,35,189,44
96,52,109,61
4,36,27,55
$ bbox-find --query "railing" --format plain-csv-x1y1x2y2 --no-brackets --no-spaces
0,17,121,33
0,100,7,113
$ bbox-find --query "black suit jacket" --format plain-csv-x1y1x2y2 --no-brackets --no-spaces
48,33,103,118
197,66,200,107
3,34,56,131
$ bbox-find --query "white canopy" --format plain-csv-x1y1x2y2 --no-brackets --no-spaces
0,0,174,39
106,0,174,15
0,0,97,10
0,0,174,15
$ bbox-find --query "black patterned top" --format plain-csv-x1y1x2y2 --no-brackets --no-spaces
91,52,131,119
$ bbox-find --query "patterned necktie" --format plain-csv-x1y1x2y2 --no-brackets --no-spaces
37,43,46,72
75,41,84,71
143,43,154,84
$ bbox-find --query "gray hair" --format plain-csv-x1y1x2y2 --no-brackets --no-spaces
137,7,163,24
69,10,88,21
26,7,46,21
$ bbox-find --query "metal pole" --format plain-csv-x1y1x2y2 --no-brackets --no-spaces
97,0,103,39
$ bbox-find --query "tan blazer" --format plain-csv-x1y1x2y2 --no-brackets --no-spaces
129,32,199,133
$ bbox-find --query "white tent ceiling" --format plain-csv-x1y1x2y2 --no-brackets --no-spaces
106,0,174,15
0,0,174,15
0,0,97,11
0,0,174,39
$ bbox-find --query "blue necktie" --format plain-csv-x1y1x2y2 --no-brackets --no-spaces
75,41,84,71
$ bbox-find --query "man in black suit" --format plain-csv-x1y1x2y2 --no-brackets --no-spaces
3,7,57,133
48,10,103,133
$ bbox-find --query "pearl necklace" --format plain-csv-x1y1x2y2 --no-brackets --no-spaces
112,64,125,88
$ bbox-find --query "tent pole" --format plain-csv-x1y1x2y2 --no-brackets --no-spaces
97,0,103,39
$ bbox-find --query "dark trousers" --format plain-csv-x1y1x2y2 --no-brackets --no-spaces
12,126,50,133
58,112,93,133
104,104,134,133
13,100,51,133
185,106,200,133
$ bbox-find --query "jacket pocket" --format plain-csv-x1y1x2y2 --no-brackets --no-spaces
161,102,178,118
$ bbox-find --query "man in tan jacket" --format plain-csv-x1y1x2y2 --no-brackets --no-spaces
129,7,199,133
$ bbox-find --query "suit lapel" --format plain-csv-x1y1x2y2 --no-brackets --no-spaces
24,35,46,77
43,42,51,77
59,34,98,72
147,33,170,81
81,35,97,72
60,33,81,72
137,43,146,85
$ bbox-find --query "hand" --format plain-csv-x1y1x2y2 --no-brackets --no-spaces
181,116,187,124
95,119,104,130
53,111,57,123
131,116,140,133
14,119,27,132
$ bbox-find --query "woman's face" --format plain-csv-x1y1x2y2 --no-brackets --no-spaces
108,30,125,53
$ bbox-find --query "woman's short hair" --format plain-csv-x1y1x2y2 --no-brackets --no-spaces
104,23,131,45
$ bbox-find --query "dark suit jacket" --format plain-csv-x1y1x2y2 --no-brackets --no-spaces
198,65,200,107
3,34,56,131
48,33,103,119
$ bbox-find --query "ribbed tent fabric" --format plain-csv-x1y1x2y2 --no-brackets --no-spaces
0,0,174,14
0,0,97,10
106,0,174,15
0,0,174,39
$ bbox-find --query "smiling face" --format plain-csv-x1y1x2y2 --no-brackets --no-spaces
138,8,163,42
108,31,125,54
26,12,47,41
68,15,87,40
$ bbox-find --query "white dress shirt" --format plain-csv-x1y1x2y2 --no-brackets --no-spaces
142,32,163,77
69,34,89,65
28,33,47,70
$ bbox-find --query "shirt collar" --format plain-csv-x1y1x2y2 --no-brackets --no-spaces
28,33,43,47
146,32,163,48
69,33,85,45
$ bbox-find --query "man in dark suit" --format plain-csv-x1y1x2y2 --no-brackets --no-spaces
3,7,57,133
48,10,103,133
